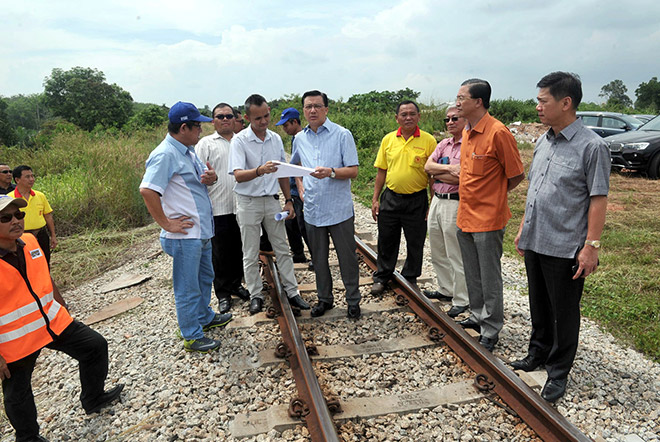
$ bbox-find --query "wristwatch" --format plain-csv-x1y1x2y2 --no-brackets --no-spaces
585,240,601,249
285,198,293,203
330,168,336,179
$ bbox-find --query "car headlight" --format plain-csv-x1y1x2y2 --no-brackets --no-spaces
621,142,650,150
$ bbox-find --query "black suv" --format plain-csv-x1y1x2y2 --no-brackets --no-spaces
577,111,643,137
605,115,660,179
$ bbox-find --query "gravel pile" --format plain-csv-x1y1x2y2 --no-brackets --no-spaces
2,200,658,442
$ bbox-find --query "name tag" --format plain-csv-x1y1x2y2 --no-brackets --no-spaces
29,248,43,259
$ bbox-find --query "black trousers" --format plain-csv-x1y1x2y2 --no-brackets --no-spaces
27,227,51,267
2,321,108,441
524,250,585,380
374,188,428,283
211,214,244,301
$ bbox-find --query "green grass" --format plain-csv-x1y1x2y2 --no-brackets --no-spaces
3,113,658,362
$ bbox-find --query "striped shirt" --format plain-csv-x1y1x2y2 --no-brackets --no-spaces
195,132,236,216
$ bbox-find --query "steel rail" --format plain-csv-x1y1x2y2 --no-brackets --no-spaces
261,254,340,442
354,236,591,442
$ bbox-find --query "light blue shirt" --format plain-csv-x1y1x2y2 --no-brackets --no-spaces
140,134,214,240
291,118,359,227
228,125,286,197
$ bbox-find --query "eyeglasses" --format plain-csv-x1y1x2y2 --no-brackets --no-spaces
236,120,245,125
190,123,202,128
455,95,474,103
444,117,460,122
0,170,11,174
214,114,234,120
303,104,325,110
0,211,26,223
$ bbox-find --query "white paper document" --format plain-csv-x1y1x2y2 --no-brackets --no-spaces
271,161,316,178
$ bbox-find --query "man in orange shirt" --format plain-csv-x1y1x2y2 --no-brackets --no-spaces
454,79,524,352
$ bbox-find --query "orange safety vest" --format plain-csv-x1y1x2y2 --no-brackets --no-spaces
0,234,73,363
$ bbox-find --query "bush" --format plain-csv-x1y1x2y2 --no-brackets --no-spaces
489,98,538,124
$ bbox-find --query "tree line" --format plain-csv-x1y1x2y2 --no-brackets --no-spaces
1,66,659,148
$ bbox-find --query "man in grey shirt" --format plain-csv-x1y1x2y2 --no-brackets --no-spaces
514,72,610,402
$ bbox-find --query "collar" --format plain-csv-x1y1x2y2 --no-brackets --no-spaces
246,125,272,143
397,126,421,138
465,112,492,134
166,133,193,156
0,238,24,258
303,117,333,135
13,187,35,198
549,117,582,142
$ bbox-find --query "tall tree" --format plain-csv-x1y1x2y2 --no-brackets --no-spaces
599,79,632,108
0,98,18,146
5,93,50,130
43,67,134,131
346,88,421,114
635,77,660,112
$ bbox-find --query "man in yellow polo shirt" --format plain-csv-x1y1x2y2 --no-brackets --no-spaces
10,165,57,266
371,100,436,294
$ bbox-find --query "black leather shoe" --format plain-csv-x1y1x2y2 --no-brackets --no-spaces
289,294,310,310
423,290,453,301
233,286,250,301
370,282,386,295
347,305,361,319
541,378,568,402
447,305,468,318
218,297,232,314
510,354,545,372
479,335,498,352
85,384,124,414
458,317,480,332
249,298,263,315
311,301,333,317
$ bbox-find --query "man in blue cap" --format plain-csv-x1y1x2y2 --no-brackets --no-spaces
140,101,232,353
275,107,312,267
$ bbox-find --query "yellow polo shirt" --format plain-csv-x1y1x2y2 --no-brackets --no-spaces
9,188,52,230
374,126,436,194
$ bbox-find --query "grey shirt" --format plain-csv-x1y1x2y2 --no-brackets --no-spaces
518,118,610,258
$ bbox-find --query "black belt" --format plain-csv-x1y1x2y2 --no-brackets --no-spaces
387,188,427,199
434,192,459,201
25,226,46,235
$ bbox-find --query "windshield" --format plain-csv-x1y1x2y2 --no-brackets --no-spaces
619,114,644,129
639,115,660,131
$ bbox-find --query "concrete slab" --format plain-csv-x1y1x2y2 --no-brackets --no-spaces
230,380,485,437
229,335,437,371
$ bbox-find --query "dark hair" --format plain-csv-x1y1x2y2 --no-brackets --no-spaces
536,72,582,109
244,94,267,115
167,121,197,134
287,118,301,125
461,78,491,109
13,165,32,181
233,108,242,119
301,90,329,107
396,100,420,114
212,102,234,116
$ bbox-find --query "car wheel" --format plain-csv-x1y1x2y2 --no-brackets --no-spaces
648,154,660,180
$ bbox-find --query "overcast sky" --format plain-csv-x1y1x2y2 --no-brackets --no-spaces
2,0,659,109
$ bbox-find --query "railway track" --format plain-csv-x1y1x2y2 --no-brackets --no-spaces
226,234,591,441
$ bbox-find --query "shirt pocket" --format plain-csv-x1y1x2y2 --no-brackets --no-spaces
408,147,427,169
467,154,489,176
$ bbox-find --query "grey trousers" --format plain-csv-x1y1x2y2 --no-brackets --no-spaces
235,194,299,300
305,217,361,307
456,228,504,339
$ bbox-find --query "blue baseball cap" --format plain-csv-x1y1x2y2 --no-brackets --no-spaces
275,108,300,126
168,101,213,124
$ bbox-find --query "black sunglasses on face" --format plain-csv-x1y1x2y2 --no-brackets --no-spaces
215,114,234,120
0,211,26,223
0,170,11,174
444,117,460,122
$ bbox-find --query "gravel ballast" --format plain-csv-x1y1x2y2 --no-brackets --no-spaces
2,201,658,442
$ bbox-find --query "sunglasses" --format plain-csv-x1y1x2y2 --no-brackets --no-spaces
0,170,11,174
0,211,26,223
214,114,234,120
444,117,460,123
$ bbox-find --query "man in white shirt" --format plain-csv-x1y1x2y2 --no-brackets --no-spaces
196,102,250,314
229,94,310,314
